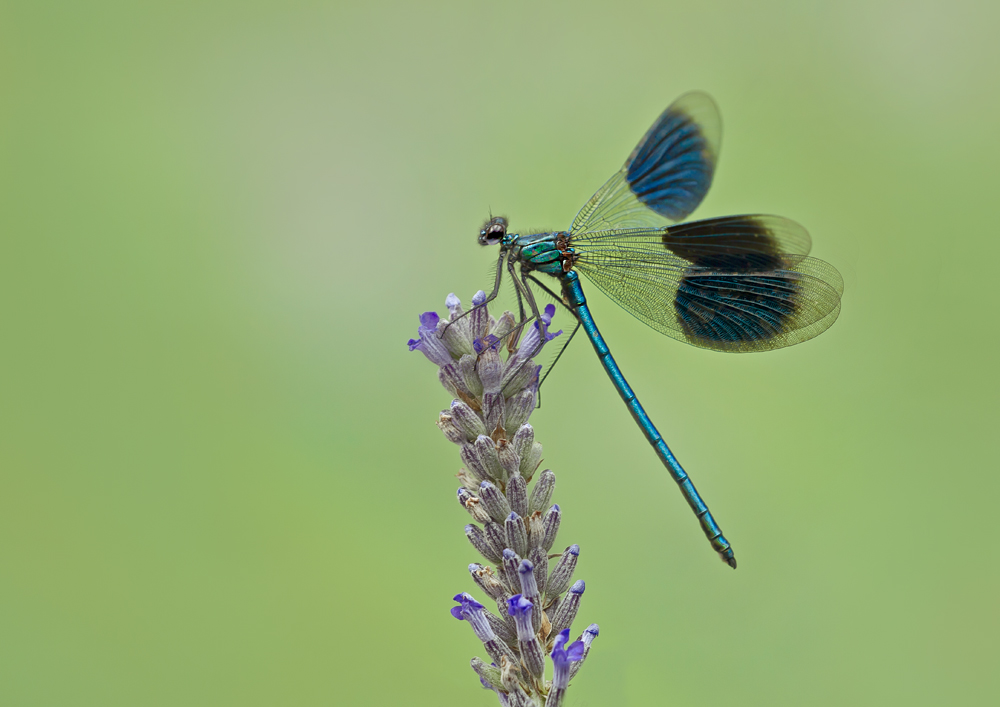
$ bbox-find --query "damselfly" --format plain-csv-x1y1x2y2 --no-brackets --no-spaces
463,92,842,568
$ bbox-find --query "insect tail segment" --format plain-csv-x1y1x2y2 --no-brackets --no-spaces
562,271,737,569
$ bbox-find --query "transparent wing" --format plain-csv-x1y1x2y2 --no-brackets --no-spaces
573,220,843,352
571,92,722,234
569,170,673,234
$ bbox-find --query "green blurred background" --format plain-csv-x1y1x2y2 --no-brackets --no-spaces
2,1,998,705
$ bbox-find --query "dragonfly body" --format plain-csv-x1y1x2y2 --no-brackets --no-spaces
493,230,736,565
471,93,843,568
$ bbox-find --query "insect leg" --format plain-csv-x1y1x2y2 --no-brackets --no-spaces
506,249,528,349
440,248,508,336
526,273,581,392
486,258,538,356
517,267,550,361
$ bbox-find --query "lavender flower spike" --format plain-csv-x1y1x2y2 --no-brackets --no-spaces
411,292,598,706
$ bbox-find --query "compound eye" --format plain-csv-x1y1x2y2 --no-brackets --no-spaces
478,216,508,246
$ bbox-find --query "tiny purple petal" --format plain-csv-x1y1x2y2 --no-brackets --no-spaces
472,290,487,307
452,592,485,617
409,319,453,366
511,306,561,359
419,311,440,330
531,306,562,342
408,311,453,364
566,640,585,661
506,594,533,617
551,628,585,667
473,333,504,355
451,606,465,620
456,592,484,608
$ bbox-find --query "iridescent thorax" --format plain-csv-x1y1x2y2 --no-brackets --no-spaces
504,232,577,276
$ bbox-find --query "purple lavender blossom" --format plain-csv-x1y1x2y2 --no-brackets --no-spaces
550,629,586,688
451,593,517,667
506,593,533,621
408,311,454,366
535,303,563,343
543,629,588,707
450,592,486,623
406,310,438,351
506,594,544,681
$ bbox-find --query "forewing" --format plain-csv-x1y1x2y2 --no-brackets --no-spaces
571,92,721,234
574,232,842,352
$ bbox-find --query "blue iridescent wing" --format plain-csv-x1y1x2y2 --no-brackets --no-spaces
571,92,721,234
573,215,843,352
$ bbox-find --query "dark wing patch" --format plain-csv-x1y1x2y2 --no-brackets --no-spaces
662,215,812,271
625,92,721,222
676,273,796,345
673,260,842,351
